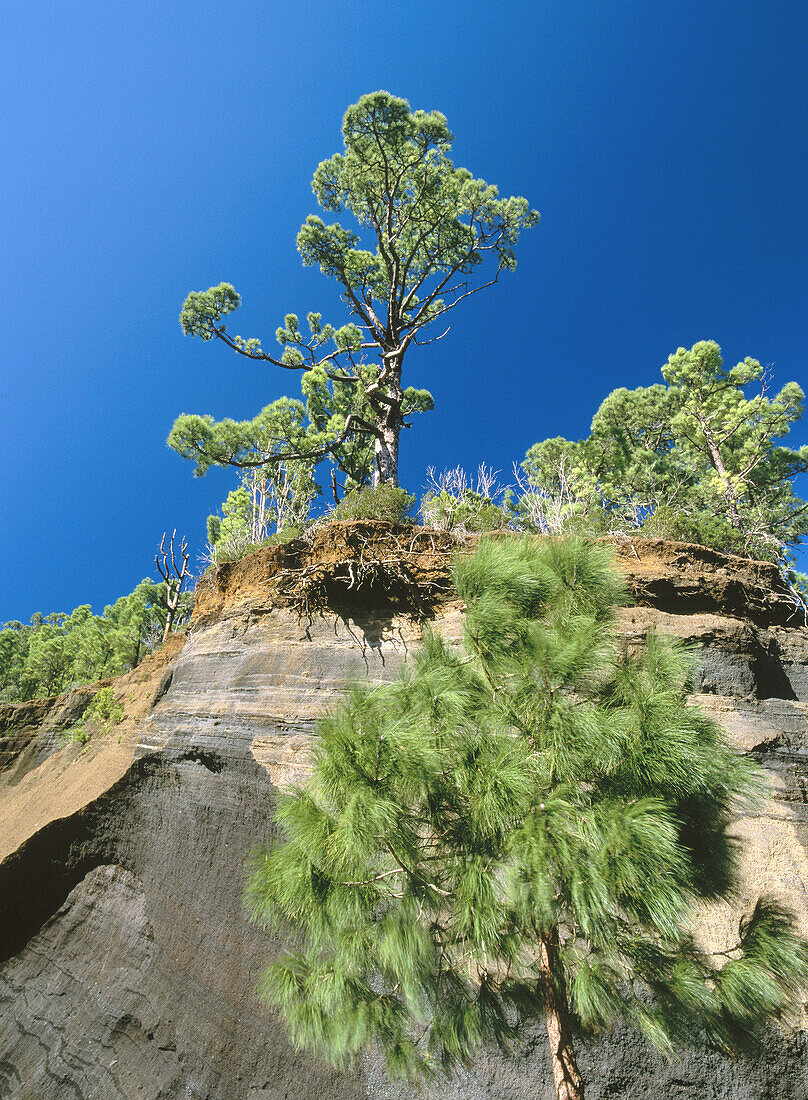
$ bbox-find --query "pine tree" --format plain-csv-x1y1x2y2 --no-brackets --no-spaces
246,537,808,1100
175,91,537,487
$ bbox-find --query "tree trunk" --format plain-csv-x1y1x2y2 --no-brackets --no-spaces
162,584,177,644
369,355,403,487
539,929,584,1100
372,422,400,486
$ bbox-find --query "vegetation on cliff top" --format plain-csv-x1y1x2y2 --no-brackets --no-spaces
8,330,808,701
164,91,806,578
8,95,808,699
199,337,808,591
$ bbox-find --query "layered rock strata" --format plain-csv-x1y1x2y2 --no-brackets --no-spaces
1,524,807,1099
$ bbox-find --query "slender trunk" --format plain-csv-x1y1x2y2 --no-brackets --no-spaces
163,583,177,644
539,929,583,1100
252,472,260,541
258,476,267,539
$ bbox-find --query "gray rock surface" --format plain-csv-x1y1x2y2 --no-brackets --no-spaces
1,531,807,1099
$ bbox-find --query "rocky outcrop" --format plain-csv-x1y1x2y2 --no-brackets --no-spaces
1,525,807,1099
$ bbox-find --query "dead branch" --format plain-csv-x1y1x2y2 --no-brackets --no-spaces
156,530,192,643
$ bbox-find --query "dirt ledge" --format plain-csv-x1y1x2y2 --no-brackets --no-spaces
191,521,801,630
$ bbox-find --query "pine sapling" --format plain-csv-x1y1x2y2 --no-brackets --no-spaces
246,536,808,1100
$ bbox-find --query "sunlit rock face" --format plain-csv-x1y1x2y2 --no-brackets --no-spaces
1,525,807,1100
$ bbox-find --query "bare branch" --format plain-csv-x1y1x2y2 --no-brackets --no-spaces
155,531,192,643
413,326,451,346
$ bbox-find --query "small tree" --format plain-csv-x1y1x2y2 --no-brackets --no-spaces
513,443,605,535
518,345,808,562
247,537,808,1100
176,91,538,487
662,341,808,538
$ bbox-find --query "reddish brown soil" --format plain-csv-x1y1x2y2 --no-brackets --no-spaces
191,521,796,628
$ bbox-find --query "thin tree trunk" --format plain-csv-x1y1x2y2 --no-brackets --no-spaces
251,471,259,542
162,615,172,645
258,474,267,539
163,584,177,644
539,929,583,1100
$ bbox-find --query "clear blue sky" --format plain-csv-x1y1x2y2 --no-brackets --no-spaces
2,0,806,621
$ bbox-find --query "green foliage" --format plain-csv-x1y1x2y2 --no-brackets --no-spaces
0,578,185,703
662,341,808,548
518,342,808,564
330,484,415,524
512,438,610,536
176,91,536,487
246,538,808,1089
214,487,253,545
61,686,125,747
179,282,241,339
179,398,321,565
639,506,747,554
169,396,322,514
302,91,538,285
87,686,124,724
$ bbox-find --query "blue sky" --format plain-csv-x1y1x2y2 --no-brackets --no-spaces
2,0,807,621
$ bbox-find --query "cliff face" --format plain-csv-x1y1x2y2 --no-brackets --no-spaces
1,524,808,1100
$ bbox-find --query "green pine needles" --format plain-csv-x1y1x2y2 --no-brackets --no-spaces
245,537,808,1100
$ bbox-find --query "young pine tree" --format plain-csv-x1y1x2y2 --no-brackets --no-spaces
246,537,808,1100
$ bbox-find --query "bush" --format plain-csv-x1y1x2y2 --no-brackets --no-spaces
420,488,510,533
419,465,510,534
641,507,753,557
331,484,415,524
62,686,124,747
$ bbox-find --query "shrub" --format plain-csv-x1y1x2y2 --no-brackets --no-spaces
641,507,753,557
421,489,509,532
62,686,124,747
330,484,415,524
419,466,510,533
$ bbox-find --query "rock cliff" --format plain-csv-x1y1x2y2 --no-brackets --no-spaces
1,523,807,1100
